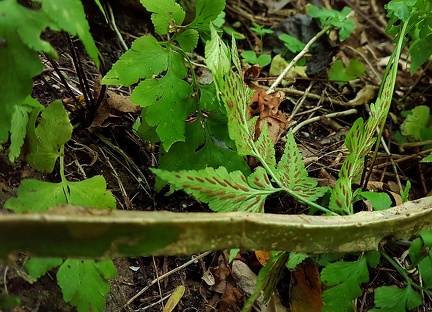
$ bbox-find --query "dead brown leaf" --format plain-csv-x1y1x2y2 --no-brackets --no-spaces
89,81,141,131
290,258,323,312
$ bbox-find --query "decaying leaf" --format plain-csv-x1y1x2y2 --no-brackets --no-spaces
89,81,141,131
249,88,288,145
210,254,244,311
290,258,323,312
347,85,378,106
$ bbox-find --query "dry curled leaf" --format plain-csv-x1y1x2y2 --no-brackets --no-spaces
249,88,288,145
89,81,141,131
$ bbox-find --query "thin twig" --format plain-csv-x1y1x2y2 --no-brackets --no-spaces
288,81,314,122
291,108,358,134
99,146,132,209
267,11,354,93
107,2,129,52
124,251,212,308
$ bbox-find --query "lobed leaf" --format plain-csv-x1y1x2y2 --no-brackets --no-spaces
41,0,100,67
140,0,185,34
131,64,193,150
26,101,73,172
24,257,63,279
152,166,277,213
190,0,226,30
254,123,276,169
0,1,47,142
371,285,422,312
321,257,369,312
175,29,199,52
156,122,250,189
102,35,169,85
4,176,116,213
205,24,231,79
57,259,116,312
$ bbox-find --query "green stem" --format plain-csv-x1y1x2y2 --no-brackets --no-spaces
251,145,336,215
381,248,432,296
59,145,70,203
380,249,412,282
365,19,410,187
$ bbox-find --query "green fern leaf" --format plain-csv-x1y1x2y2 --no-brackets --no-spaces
152,166,278,213
276,130,327,202
255,123,276,169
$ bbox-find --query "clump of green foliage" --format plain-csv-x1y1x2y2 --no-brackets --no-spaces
102,0,251,189
1,0,116,311
2,0,432,311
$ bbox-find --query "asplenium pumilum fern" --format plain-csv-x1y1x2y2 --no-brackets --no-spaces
153,26,331,214
329,18,408,214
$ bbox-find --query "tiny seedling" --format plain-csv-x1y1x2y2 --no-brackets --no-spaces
278,33,306,54
241,50,272,67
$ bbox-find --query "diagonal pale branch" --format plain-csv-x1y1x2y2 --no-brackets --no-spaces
0,197,432,261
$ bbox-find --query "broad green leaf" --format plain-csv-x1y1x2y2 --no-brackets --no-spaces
9,97,43,162
0,0,49,142
41,0,100,67
241,51,271,66
131,65,193,150
418,252,432,289
4,179,66,213
0,0,58,56
152,166,277,212
287,252,309,269
241,50,258,64
321,257,369,312
140,0,185,34
307,4,355,40
371,285,422,312
190,0,225,30
0,294,20,309
400,105,431,141
67,176,116,209
328,59,364,87
276,130,327,202
57,259,116,312
205,24,231,79
359,191,392,211
24,257,63,279
365,251,381,268
278,34,305,53
157,122,250,189
409,237,424,266
102,35,169,85
419,230,432,247
176,29,199,52
409,34,432,74
26,101,73,172
4,176,115,213
385,0,417,22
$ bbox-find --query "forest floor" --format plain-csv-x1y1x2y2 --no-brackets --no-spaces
1,0,432,311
